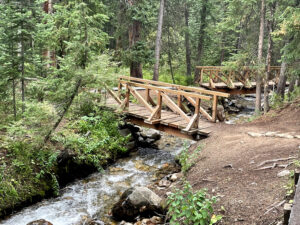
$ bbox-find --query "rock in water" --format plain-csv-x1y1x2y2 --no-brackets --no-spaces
27,219,53,225
112,187,163,221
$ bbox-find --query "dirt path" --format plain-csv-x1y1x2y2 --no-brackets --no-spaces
187,100,300,225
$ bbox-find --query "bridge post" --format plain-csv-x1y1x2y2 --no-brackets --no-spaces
177,88,182,109
118,83,122,98
157,91,162,119
194,98,200,129
125,84,130,109
212,95,218,122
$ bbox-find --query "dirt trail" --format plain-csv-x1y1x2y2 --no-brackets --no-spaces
187,100,300,225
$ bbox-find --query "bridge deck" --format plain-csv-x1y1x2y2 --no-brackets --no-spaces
200,81,282,95
105,98,214,138
104,76,230,140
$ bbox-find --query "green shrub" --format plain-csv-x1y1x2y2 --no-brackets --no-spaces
53,111,129,169
73,92,96,116
167,181,221,225
0,141,59,209
178,143,202,175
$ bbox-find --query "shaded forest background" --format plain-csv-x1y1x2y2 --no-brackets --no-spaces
0,0,299,122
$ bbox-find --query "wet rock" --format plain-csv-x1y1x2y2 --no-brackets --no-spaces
112,187,163,221
27,219,53,225
138,136,144,142
150,216,162,224
145,138,156,144
120,221,134,225
170,173,182,182
141,129,161,141
277,170,290,177
158,179,171,188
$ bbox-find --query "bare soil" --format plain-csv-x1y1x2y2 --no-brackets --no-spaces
186,99,300,224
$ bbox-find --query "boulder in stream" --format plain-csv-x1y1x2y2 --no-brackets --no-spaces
27,219,53,225
112,187,163,221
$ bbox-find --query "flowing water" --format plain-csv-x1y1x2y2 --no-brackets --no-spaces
225,95,256,124
0,96,255,225
1,134,193,225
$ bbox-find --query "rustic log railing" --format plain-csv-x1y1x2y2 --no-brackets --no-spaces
196,66,281,90
104,76,229,134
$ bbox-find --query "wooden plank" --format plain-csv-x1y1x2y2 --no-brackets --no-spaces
128,85,154,113
119,76,229,98
118,83,122,98
289,176,300,225
146,105,161,122
162,116,183,124
104,83,122,104
128,110,151,117
212,95,218,122
161,114,181,120
183,114,198,132
160,92,191,123
120,80,213,101
185,96,213,122
128,108,149,114
125,84,130,108
146,88,156,106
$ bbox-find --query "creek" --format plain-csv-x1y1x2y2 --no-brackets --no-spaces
1,133,193,225
0,96,256,225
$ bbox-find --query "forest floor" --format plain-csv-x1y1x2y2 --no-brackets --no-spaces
185,98,300,224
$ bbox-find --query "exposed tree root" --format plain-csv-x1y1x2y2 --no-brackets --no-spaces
264,200,285,215
256,156,297,167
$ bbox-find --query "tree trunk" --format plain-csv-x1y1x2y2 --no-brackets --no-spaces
153,0,165,81
12,79,17,120
44,0,54,69
277,61,287,99
184,1,191,77
263,2,275,114
194,0,208,82
129,20,143,78
167,26,175,84
21,23,25,114
255,0,265,113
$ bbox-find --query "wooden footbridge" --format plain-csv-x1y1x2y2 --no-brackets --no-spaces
196,66,282,95
104,76,229,140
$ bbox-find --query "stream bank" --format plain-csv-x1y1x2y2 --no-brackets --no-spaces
0,124,191,225
0,95,257,225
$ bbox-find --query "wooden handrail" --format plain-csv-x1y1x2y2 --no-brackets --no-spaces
196,66,281,89
119,80,212,101
105,75,231,127
119,76,230,98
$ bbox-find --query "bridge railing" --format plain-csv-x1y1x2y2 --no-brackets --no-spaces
105,76,229,131
196,66,281,89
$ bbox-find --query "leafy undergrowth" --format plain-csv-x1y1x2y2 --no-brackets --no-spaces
167,181,222,225
52,111,130,169
0,101,130,217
